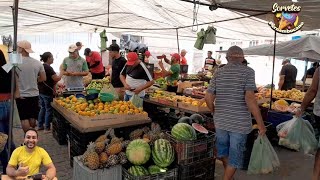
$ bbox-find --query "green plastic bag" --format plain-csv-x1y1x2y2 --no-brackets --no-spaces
247,135,280,174
194,28,206,50
101,84,119,100
277,117,317,154
130,94,143,108
204,26,217,44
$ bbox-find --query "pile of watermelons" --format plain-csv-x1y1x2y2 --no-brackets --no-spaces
126,139,175,176
171,114,210,141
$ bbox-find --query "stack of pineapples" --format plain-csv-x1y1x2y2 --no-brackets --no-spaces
81,123,165,170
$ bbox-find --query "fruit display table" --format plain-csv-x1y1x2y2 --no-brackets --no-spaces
143,99,212,115
51,100,151,133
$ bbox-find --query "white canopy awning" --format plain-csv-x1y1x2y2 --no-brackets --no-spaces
240,35,320,60
0,0,291,41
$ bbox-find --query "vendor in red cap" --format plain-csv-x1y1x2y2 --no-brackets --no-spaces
120,52,154,101
144,51,151,63
159,53,181,92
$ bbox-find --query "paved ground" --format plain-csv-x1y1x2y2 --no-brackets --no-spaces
10,126,315,180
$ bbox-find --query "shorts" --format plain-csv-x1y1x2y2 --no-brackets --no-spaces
16,96,39,120
215,128,248,169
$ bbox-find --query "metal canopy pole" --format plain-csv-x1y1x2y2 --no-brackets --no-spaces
269,31,277,110
8,0,19,158
176,28,180,53
107,0,110,27
302,58,309,91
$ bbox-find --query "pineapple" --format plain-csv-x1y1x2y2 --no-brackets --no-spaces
122,140,131,149
109,128,124,145
83,142,100,170
106,143,122,155
151,122,161,133
95,141,106,154
99,152,108,165
118,152,128,165
129,129,144,140
142,126,150,134
106,155,119,167
95,128,112,143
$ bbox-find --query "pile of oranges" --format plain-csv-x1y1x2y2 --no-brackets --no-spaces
55,95,147,117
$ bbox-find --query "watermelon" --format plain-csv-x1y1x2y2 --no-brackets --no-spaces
148,165,167,175
128,166,149,176
171,123,197,141
126,139,151,165
152,139,175,168
192,123,208,134
190,114,205,124
178,117,192,125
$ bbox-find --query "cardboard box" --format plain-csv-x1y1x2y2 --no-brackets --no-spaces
52,100,151,133
178,102,210,113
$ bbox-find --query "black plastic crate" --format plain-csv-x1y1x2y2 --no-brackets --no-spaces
166,132,215,165
242,121,273,170
114,122,151,140
122,166,178,180
178,158,215,180
52,125,67,145
69,126,105,145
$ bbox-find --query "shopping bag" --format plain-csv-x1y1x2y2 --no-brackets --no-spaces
101,84,119,100
247,135,280,174
277,117,317,154
130,94,143,108
204,26,217,44
194,28,206,50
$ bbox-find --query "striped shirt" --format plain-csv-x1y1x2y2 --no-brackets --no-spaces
121,62,153,97
207,62,256,134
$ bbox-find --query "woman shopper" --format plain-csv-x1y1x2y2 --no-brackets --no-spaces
0,49,18,174
38,52,62,133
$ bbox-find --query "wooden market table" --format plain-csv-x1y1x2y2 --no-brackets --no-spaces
143,99,212,115
1,175,57,180
51,101,151,133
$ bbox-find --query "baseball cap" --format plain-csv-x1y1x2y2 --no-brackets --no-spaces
126,52,138,66
170,53,181,61
108,44,120,52
68,44,78,53
84,48,91,56
76,42,83,47
145,51,151,57
17,40,34,53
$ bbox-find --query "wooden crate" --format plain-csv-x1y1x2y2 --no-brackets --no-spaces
73,156,122,180
178,102,210,113
51,100,151,133
158,99,178,107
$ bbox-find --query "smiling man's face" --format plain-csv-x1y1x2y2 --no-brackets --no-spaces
24,130,38,150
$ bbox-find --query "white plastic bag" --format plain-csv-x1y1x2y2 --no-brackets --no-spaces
277,117,318,154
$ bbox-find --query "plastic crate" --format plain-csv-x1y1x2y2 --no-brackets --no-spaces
52,125,67,145
122,166,178,180
166,132,215,165
178,158,215,180
242,121,273,170
69,126,105,145
267,110,293,128
74,156,122,180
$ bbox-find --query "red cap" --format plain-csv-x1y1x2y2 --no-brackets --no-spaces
127,52,138,65
145,51,151,57
170,53,181,61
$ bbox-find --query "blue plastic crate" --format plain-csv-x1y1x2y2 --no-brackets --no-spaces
267,110,293,128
